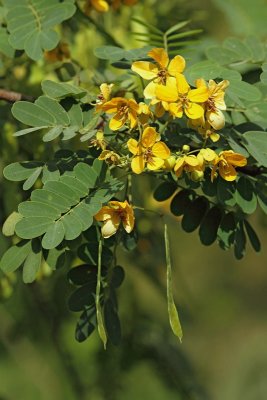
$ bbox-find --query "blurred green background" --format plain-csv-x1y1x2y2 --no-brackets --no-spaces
1,0,267,399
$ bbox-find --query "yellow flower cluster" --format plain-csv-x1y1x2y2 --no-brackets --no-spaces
84,0,138,13
93,48,248,237
94,47,247,182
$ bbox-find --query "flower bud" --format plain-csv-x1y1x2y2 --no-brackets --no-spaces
163,156,176,171
190,170,204,181
182,144,190,153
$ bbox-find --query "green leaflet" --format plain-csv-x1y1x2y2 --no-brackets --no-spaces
164,224,183,342
22,240,42,283
236,177,257,214
0,26,15,57
3,162,43,182
0,240,31,273
35,96,70,126
12,101,56,127
4,0,76,60
243,131,267,167
2,212,23,237
41,80,87,99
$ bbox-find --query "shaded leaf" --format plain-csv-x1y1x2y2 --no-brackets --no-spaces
0,240,31,273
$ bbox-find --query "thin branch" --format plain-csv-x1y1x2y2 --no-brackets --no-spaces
0,88,35,103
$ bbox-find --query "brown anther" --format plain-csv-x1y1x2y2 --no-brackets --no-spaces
157,69,168,84
144,148,154,163
206,98,216,112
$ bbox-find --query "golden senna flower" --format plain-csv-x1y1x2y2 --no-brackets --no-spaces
155,75,209,120
44,42,70,62
211,150,247,182
85,0,137,13
95,200,135,238
127,126,170,174
132,48,186,99
89,131,107,150
195,79,229,130
101,97,139,130
174,154,200,177
197,148,217,166
95,83,114,112
84,0,109,13
98,150,121,165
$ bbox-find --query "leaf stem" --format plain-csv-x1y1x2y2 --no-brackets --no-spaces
96,238,107,349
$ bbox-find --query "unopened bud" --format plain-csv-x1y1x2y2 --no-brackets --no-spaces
182,144,190,153
163,156,176,171
190,170,204,181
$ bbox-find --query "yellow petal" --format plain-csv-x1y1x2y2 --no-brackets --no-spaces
223,151,247,167
122,206,135,233
101,216,121,238
131,155,145,174
176,74,190,94
91,0,109,12
127,138,139,155
219,162,237,181
148,48,169,68
131,61,158,80
195,78,206,88
169,102,183,118
152,142,170,159
184,155,199,166
207,110,225,130
98,150,109,160
188,87,209,102
154,102,166,117
109,113,125,130
155,77,178,102
100,83,113,101
144,81,157,99
94,206,113,221
128,98,139,111
141,126,157,148
185,103,204,119
168,55,186,76
199,148,217,162
101,97,125,113
174,157,185,172
147,157,164,170
128,110,138,129
210,132,220,142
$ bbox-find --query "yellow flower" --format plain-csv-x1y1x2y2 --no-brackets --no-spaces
44,42,70,62
98,150,121,165
95,83,114,112
174,154,200,177
127,126,170,174
197,148,217,166
101,97,139,130
84,0,109,13
132,48,186,99
89,131,107,150
95,200,135,238
195,79,229,130
211,150,247,182
155,75,209,120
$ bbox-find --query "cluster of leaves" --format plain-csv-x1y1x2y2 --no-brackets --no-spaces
0,0,76,60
